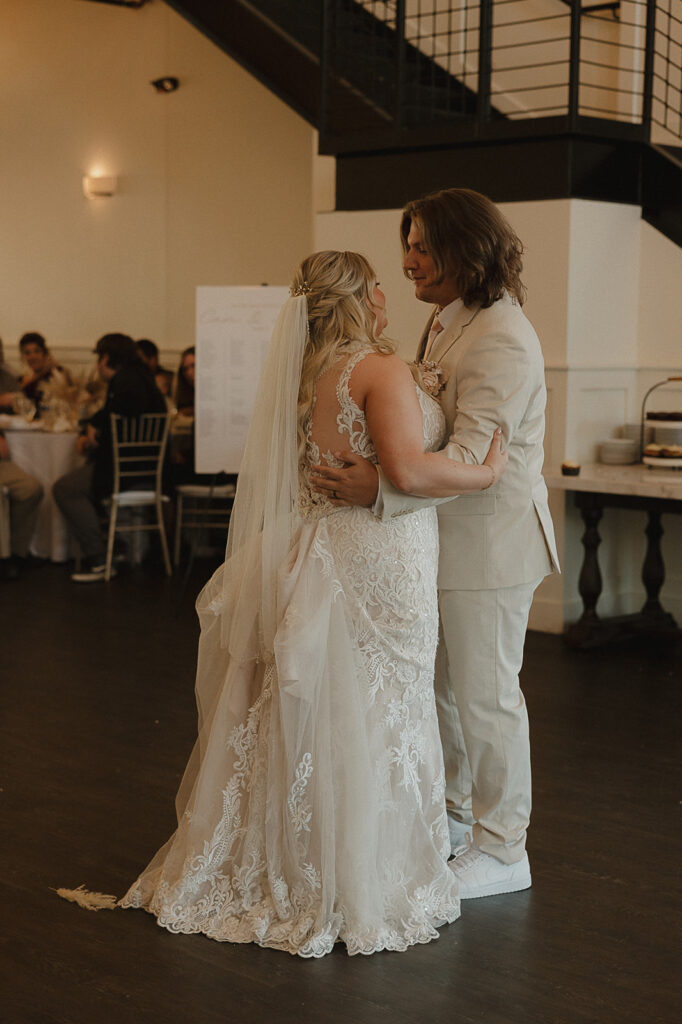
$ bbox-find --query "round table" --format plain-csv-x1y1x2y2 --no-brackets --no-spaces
5,427,80,562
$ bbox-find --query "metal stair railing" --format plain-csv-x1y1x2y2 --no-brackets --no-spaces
316,0,681,151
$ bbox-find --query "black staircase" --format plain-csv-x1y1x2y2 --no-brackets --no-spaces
99,0,682,246
161,0,499,135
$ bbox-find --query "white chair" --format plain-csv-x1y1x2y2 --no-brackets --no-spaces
105,413,172,581
0,484,11,558
173,478,236,567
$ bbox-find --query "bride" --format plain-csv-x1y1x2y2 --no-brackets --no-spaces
119,251,506,957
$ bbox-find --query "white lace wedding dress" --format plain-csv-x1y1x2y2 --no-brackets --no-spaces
121,346,460,956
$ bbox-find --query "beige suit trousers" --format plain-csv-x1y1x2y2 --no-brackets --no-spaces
435,578,542,865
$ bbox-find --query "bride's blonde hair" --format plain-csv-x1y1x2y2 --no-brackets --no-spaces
293,250,394,465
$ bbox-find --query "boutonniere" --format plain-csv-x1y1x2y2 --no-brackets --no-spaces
409,360,449,399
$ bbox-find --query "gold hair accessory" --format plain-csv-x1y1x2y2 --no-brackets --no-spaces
291,280,311,296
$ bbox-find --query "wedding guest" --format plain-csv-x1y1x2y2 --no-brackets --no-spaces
18,332,72,416
168,345,198,486
0,431,43,580
173,347,195,417
79,365,107,419
53,333,166,583
167,345,231,492
0,338,20,412
136,339,173,398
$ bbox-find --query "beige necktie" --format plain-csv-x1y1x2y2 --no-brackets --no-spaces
424,314,443,360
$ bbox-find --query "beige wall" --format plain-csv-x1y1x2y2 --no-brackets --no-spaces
0,0,314,372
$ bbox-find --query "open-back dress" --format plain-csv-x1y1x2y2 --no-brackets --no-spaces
121,344,460,956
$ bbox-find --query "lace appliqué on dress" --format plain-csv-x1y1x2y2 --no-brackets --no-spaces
298,346,378,520
120,348,457,957
334,347,378,463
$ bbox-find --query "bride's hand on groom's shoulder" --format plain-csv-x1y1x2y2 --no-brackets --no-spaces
310,451,379,507
483,428,508,487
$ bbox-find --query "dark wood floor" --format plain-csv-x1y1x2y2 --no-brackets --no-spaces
1,561,680,1024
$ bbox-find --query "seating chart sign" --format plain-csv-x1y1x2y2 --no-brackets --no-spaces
195,285,289,473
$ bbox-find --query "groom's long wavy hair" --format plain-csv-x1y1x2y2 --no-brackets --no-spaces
293,251,393,469
400,188,526,308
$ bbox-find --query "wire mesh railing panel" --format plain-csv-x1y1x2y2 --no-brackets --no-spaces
651,0,682,141
319,1,682,143
324,0,401,135
324,1,483,135
578,0,648,124
401,1,481,122
490,0,571,118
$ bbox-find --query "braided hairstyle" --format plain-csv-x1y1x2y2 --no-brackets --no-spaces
292,251,393,468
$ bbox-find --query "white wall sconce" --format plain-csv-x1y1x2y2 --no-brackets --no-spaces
83,174,118,199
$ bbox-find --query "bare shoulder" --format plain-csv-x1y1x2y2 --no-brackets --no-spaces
351,351,413,388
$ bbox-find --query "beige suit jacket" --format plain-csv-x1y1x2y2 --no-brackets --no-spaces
378,293,560,590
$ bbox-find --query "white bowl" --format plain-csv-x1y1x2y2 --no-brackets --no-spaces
601,438,636,449
599,440,636,464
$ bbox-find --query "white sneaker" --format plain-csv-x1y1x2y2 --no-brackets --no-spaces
70,563,116,583
447,813,474,855
449,838,531,899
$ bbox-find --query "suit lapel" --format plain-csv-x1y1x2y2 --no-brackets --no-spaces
428,304,475,364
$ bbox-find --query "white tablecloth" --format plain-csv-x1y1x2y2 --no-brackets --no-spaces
5,428,80,561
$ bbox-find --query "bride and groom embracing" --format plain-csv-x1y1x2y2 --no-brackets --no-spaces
102,188,558,957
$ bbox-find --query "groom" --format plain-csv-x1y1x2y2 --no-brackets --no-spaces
311,187,559,898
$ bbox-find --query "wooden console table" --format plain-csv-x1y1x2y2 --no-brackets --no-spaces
546,464,682,648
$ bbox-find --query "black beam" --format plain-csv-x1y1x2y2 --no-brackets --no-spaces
641,0,657,141
477,0,493,127
320,112,645,157
580,3,620,12
568,0,582,132
319,0,332,136
394,0,406,132
82,0,150,7
642,144,682,247
558,1,620,15
335,135,642,210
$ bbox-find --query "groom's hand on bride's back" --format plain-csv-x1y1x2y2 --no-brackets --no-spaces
310,451,379,507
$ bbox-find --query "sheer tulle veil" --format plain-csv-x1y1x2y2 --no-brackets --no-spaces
173,292,309,818
117,280,460,955
220,293,308,656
